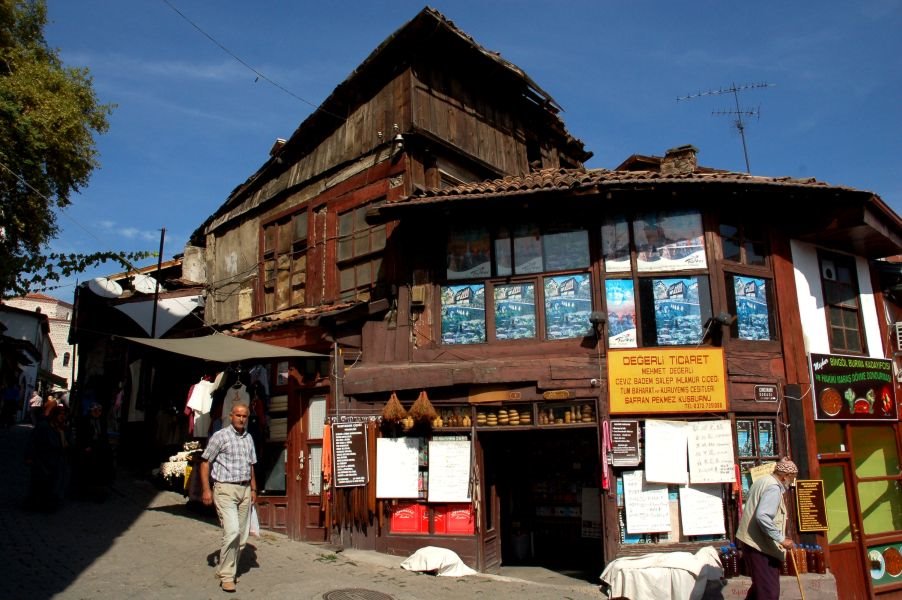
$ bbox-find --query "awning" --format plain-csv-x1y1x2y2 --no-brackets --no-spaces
39,368,68,389
121,333,328,363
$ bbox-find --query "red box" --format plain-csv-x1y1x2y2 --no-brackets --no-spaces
390,502,428,534
433,504,475,535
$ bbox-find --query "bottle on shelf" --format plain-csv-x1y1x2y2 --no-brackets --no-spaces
806,544,817,574
719,546,731,579
730,542,744,577
785,546,796,576
815,545,826,574
794,544,807,574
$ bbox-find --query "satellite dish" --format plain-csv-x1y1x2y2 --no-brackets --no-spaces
86,277,123,298
132,274,164,294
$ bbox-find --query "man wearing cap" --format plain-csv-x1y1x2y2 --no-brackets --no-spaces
736,457,798,600
200,402,257,593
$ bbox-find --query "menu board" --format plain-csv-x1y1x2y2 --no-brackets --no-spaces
688,420,735,483
810,353,897,421
795,479,829,532
679,484,726,536
611,420,641,466
644,420,688,484
332,422,368,487
376,438,419,499
427,440,472,503
623,470,671,533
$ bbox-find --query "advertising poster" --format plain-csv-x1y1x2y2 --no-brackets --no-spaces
493,283,536,340
731,275,772,341
633,211,707,272
441,284,486,345
623,470,671,533
649,276,703,346
446,227,490,279
605,279,637,348
810,353,897,421
544,274,592,340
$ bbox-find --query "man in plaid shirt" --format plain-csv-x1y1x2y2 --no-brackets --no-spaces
200,402,257,593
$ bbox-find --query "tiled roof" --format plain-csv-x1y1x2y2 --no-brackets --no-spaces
386,167,866,208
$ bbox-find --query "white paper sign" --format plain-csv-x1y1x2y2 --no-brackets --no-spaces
679,484,726,536
376,438,419,499
623,470,671,533
644,420,688,484
427,440,472,502
688,420,736,483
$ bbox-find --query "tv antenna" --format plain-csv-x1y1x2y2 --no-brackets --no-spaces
677,82,775,173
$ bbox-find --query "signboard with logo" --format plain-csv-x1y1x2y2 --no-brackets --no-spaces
810,353,898,421
608,348,727,414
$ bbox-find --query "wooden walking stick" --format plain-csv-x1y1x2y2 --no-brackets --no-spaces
788,548,806,600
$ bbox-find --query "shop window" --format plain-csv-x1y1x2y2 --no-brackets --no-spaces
493,283,536,340
725,275,776,341
719,221,766,266
447,225,491,279
819,253,865,354
601,216,631,273
262,210,308,313
736,418,780,496
337,203,386,301
851,425,901,477
858,480,902,535
605,279,637,348
638,275,712,346
544,274,593,340
821,464,854,544
815,422,845,454
633,210,706,272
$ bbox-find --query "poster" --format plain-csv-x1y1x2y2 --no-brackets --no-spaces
679,484,726,536
644,419,688,484
376,438,419,499
441,284,486,345
634,210,707,272
736,420,754,457
602,217,631,273
687,420,735,483
605,279,637,348
446,227,490,279
648,276,704,345
494,283,536,340
427,440,472,502
623,470,671,533
544,274,592,340
731,275,772,341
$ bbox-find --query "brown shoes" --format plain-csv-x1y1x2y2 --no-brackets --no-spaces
220,580,236,593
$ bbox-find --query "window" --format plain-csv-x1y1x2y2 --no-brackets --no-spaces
819,253,865,353
736,417,780,496
338,204,386,301
725,275,776,341
262,211,308,312
62,352,70,367
494,283,536,340
638,275,712,346
633,210,706,272
719,221,766,266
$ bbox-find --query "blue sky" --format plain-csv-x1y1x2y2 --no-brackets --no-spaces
41,0,902,301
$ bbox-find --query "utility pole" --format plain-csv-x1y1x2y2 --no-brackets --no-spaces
678,82,774,173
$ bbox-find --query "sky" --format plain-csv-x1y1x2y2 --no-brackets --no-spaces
40,0,902,301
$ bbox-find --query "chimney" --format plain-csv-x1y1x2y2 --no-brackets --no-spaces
661,145,698,175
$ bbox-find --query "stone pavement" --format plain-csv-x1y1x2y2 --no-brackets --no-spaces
1,423,603,600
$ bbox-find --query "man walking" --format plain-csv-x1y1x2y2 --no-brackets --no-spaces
200,402,257,593
735,457,798,600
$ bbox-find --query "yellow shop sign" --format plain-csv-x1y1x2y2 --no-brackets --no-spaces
608,348,727,414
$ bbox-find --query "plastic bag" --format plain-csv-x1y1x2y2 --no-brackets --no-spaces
249,504,260,537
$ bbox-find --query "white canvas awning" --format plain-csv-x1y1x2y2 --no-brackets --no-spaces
121,333,327,363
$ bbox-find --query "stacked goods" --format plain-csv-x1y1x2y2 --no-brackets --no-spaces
485,411,498,426
508,409,520,425
476,411,487,425
498,408,510,425
580,403,595,422
519,408,532,424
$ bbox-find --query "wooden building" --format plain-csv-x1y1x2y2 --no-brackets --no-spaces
184,7,902,597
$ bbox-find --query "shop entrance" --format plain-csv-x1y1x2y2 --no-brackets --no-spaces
479,428,603,578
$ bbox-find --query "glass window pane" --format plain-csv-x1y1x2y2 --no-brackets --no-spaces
339,211,353,236
858,480,902,535
634,210,706,272
745,240,766,266
513,223,543,274
308,396,326,439
852,426,901,477
821,465,853,544
338,237,353,262
339,267,354,291
605,279,637,348
307,445,323,495
494,283,536,340
602,217,631,273
356,261,371,286
815,422,844,454
544,274,592,340
639,275,710,346
720,223,741,262
277,219,291,254
354,206,367,230
543,228,589,271
372,224,386,251
264,224,275,254
441,284,486,344
494,226,512,277
353,230,369,256
294,212,308,241
447,226,491,280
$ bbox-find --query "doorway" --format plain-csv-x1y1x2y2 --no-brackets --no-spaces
821,459,871,599
479,428,602,579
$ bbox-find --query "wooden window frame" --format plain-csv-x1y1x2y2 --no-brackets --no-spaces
818,252,866,355
261,209,309,314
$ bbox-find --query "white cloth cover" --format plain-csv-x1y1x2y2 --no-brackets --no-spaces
400,546,478,577
599,546,722,600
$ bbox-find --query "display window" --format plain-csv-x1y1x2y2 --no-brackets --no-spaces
543,274,593,340
633,210,706,272
493,283,536,340
604,279,637,348
726,275,777,341
637,275,712,346
734,417,780,497
440,284,486,345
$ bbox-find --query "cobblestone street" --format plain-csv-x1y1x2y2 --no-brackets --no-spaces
1,423,602,600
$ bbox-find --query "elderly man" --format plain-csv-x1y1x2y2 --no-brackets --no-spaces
200,402,257,593
736,457,798,600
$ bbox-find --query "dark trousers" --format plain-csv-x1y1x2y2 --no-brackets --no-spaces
744,544,781,600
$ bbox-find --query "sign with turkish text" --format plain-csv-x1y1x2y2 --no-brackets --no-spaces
795,479,829,532
810,353,898,421
608,348,727,414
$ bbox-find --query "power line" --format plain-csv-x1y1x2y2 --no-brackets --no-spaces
160,0,347,122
